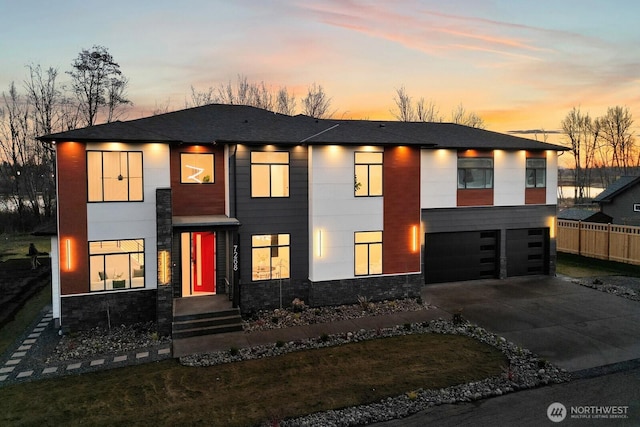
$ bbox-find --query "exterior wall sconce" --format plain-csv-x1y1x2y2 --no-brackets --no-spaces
65,239,71,271
158,250,171,285
316,229,323,258
411,225,419,253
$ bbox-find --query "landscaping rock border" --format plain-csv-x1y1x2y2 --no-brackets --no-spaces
181,318,570,427
574,276,640,302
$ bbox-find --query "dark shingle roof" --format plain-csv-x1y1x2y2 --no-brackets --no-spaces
39,104,565,150
593,176,640,203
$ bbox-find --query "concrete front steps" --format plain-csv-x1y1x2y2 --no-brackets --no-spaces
172,308,243,339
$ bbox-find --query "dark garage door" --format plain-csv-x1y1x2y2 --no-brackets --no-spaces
506,228,549,277
424,231,499,284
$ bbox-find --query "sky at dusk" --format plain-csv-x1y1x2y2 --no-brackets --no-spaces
2,0,640,145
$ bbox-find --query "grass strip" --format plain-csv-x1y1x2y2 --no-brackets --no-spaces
1,334,506,427
557,252,640,278
0,285,51,355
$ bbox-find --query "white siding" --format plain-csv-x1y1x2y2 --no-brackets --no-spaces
309,145,383,282
86,143,170,290
420,149,457,208
494,150,525,206
50,236,60,321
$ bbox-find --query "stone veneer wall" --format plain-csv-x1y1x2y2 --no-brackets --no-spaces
240,279,309,315
308,274,423,307
240,274,423,315
156,188,173,336
61,290,157,332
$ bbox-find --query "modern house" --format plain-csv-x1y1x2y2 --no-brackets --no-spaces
592,176,640,226
39,104,563,336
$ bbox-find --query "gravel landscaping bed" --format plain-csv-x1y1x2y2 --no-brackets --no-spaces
574,275,640,302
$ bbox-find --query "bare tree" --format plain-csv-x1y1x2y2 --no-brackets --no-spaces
276,86,296,115
561,107,599,202
187,85,215,108
596,106,635,180
302,83,332,118
391,86,415,122
451,103,485,129
67,45,130,126
0,83,34,226
415,97,442,122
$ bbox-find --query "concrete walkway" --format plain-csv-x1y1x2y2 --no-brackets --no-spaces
422,275,640,373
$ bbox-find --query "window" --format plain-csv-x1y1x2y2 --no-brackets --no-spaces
252,234,290,280
526,158,546,188
251,151,289,197
87,151,143,202
89,239,145,291
354,231,382,276
457,158,493,189
355,152,383,196
181,153,214,183
633,204,640,212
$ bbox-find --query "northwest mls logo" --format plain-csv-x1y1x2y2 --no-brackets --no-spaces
547,402,567,422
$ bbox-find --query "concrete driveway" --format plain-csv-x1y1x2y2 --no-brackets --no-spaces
422,275,640,373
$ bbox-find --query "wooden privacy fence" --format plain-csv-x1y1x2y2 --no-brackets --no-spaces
557,219,640,265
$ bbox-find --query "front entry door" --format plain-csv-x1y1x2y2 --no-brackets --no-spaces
181,231,216,296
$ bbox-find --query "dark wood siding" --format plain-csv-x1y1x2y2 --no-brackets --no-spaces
57,141,89,295
383,146,421,274
170,144,226,216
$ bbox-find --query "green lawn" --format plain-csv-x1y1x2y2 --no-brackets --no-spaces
0,334,506,427
0,233,50,262
556,252,640,278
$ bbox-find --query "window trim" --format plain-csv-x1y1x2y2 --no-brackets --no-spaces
250,151,290,198
457,157,494,189
180,152,215,184
354,230,383,276
87,150,144,202
354,151,384,197
89,239,145,292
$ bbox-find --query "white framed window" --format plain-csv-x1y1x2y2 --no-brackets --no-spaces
87,151,143,202
354,231,382,276
180,153,214,184
355,152,383,196
251,234,290,280
251,152,289,197
89,239,145,291
633,204,640,212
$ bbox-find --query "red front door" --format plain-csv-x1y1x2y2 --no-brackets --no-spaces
182,231,216,295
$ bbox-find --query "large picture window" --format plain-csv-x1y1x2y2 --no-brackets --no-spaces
87,151,143,202
251,151,289,197
355,152,383,196
89,239,145,291
252,234,290,281
354,231,382,276
180,153,214,184
526,158,546,188
457,158,493,189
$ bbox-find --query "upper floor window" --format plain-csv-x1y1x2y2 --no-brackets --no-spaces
354,152,383,196
89,239,145,292
87,151,143,202
354,231,382,276
251,151,289,197
181,153,214,184
526,158,546,188
251,234,290,281
457,158,493,189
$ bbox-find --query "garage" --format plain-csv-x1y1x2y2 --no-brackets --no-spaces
424,230,499,284
506,228,550,276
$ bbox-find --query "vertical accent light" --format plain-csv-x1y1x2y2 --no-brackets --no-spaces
411,225,418,253
65,239,71,271
317,229,323,258
159,250,170,285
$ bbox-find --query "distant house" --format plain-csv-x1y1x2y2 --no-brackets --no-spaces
38,104,564,337
592,176,640,226
557,208,611,224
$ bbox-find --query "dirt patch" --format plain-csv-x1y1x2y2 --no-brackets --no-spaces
0,258,50,328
